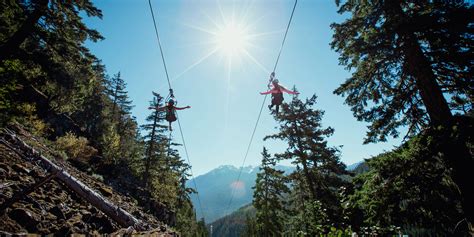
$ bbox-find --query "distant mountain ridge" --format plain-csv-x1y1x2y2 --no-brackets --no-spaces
346,161,363,171
187,162,363,223
209,204,256,237
186,165,293,223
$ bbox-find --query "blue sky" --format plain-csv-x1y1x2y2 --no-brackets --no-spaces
83,0,402,176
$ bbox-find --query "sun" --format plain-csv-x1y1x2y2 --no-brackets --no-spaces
215,23,249,59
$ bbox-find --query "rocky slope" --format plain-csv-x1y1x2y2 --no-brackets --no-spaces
0,127,177,235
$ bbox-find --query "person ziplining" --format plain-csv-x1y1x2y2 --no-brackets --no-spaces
148,97,190,131
147,0,205,220
260,72,299,114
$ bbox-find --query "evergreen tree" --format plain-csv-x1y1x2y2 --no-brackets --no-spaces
105,72,133,126
104,72,137,164
243,214,258,237
265,94,348,232
348,133,466,235
284,168,329,235
141,93,168,191
331,0,474,224
195,218,209,237
1,2,206,235
252,147,289,236
0,0,102,62
0,0,103,115
140,93,197,216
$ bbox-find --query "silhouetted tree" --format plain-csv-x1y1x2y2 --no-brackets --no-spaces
331,0,474,224
252,147,289,236
266,94,349,233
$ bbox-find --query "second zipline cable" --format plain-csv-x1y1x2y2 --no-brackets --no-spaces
224,0,298,216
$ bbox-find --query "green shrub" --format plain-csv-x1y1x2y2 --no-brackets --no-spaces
55,132,97,162
91,173,104,182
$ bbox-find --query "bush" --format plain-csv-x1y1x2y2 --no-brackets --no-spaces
55,132,97,162
91,173,104,182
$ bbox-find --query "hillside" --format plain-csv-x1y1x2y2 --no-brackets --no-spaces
0,126,175,235
188,165,258,223
188,162,364,223
188,165,293,222
209,204,256,237
204,161,365,236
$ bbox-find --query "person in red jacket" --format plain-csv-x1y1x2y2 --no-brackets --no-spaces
149,99,190,131
260,73,299,114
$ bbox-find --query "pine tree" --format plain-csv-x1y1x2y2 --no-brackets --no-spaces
284,168,325,235
141,93,168,191
105,72,133,125
252,147,289,237
0,0,102,62
331,0,474,224
265,94,348,231
140,93,193,208
1,0,105,136
243,214,258,237
349,133,465,235
104,72,138,164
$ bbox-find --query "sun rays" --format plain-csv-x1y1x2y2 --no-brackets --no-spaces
173,0,283,82
162,0,285,133
215,22,249,58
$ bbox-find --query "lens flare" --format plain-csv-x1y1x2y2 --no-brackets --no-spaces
215,23,249,58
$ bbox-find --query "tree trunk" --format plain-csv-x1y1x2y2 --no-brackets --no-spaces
402,31,474,226
143,108,159,190
402,32,452,126
385,0,474,226
402,18,474,232
292,120,318,200
2,130,146,231
0,0,49,61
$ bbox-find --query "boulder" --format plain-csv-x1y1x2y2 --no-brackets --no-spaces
8,208,39,232
90,215,114,233
50,206,66,219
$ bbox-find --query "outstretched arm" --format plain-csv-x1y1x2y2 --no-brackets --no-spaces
280,86,299,95
260,88,280,95
174,106,191,110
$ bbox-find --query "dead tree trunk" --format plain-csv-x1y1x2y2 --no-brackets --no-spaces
1,130,146,231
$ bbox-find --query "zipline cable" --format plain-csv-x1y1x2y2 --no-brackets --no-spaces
147,0,206,221
224,0,298,216
224,95,268,216
148,0,172,89
176,114,205,221
273,0,298,72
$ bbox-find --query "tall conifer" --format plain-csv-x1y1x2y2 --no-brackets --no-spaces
252,147,289,236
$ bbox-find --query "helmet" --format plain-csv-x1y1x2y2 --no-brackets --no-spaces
273,79,279,84
168,99,175,105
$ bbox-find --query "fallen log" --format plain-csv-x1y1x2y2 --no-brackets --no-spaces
1,130,145,231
